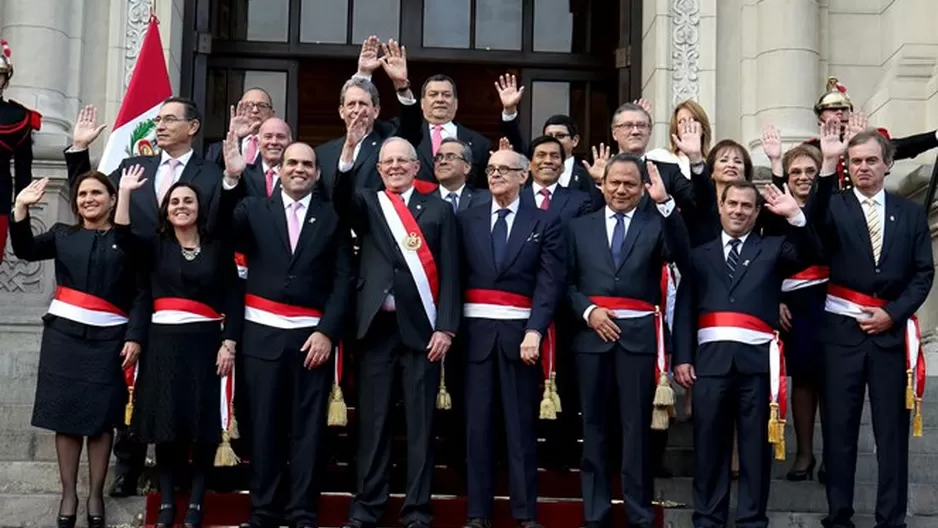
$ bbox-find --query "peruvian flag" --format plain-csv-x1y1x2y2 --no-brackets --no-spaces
97,13,172,174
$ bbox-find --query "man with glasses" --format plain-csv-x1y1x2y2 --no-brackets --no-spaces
333,133,460,528
206,87,275,167
457,149,564,528
434,137,490,212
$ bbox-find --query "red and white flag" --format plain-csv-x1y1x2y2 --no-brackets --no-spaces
98,13,172,174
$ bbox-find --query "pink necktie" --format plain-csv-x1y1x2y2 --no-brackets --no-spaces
157,159,180,205
431,125,444,156
538,188,551,210
245,135,258,164
287,201,302,253
265,169,275,197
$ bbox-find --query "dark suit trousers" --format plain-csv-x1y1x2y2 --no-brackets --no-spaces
541,317,580,468
243,325,331,526
112,426,147,479
465,342,541,521
692,367,771,528
577,346,656,527
821,341,909,528
350,312,440,526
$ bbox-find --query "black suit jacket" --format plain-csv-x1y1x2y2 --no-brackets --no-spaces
415,122,491,190
239,161,281,198
641,158,695,215
673,224,820,376
521,184,592,226
230,185,353,359
567,205,690,354
64,148,223,237
809,175,934,349
334,172,461,350
436,185,491,212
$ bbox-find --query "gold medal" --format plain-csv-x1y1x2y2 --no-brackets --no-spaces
403,232,422,251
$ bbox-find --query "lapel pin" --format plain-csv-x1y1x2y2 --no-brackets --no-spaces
743,260,750,266
890,215,895,221
112,244,118,249
416,204,422,210
371,140,377,146
308,217,316,224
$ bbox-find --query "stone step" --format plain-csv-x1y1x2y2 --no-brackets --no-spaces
0,404,33,429
0,430,56,462
0,462,118,495
0,494,145,528
662,509,938,527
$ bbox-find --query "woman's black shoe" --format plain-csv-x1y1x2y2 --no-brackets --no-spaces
55,515,76,528
87,513,105,528
184,503,203,528
785,455,817,481
156,503,176,528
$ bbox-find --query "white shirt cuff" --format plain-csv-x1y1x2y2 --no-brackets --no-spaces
338,159,354,173
656,198,676,217
787,210,807,227
583,304,598,323
66,146,88,153
502,111,518,122
222,176,239,190
397,92,417,106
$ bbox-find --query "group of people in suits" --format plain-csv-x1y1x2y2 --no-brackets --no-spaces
12,33,937,528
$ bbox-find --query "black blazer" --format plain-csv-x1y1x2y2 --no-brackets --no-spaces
436,185,491,212
809,175,934,349
230,185,353,359
204,139,260,169
566,205,690,354
673,225,820,376
333,171,461,351
238,161,280,198
64,148,223,237
415,122,491,190
520,184,592,226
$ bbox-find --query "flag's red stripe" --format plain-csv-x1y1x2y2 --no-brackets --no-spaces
113,16,172,129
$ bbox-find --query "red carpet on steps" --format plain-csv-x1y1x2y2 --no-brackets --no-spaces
143,492,665,527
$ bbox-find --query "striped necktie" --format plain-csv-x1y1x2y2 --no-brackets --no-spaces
726,238,741,280
863,198,882,263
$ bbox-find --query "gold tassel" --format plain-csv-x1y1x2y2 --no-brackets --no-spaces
539,381,557,420
436,363,452,410
228,410,240,439
653,372,675,408
767,402,780,444
549,372,562,413
327,383,348,427
214,430,240,467
773,424,786,461
651,406,670,430
906,370,915,410
913,398,924,438
124,387,134,426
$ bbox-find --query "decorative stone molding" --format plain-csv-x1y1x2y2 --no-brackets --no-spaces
124,0,153,90
0,210,46,293
671,0,701,107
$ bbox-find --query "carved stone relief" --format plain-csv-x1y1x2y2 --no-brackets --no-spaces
0,210,46,293
671,0,701,107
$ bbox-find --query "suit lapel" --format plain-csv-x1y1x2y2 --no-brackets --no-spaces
549,187,569,215
353,133,381,188
729,234,762,293
141,156,161,216
268,193,292,256
880,193,899,263
290,198,323,264
179,155,202,185
459,187,474,212
418,124,434,165
844,193,877,267
469,206,496,271
616,208,646,272
705,239,731,289
501,206,535,274
591,212,616,271
408,192,428,223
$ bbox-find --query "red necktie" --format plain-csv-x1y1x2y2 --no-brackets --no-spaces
538,188,551,210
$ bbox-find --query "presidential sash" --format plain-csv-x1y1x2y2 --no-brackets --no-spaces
151,298,224,325
47,286,129,327
781,265,829,292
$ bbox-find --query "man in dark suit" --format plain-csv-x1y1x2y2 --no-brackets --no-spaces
567,155,690,528
810,125,934,528
333,132,460,528
672,180,817,528
205,87,275,167
65,97,224,496
458,148,565,528
224,141,352,528
495,73,603,211
434,137,491,211
318,37,427,196
236,117,291,198
521,135,592,222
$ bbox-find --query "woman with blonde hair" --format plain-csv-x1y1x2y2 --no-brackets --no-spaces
646,99,713,178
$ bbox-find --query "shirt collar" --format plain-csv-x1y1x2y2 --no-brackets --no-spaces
281,190,312,211
605,205,634,220
532,180,559,196
491,195,521,216
440,183,466,199
160,149,194,167
262,161,279,174
721,230,750,248
430,121,457,137
853,186,885,206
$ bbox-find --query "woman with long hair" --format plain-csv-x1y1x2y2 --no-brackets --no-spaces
114,165,242,528
646,99,714,179
11,173,147,528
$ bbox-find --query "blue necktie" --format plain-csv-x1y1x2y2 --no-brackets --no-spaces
727,238,741,280
492,209,511,270
610,213,625,266
446,192,459,212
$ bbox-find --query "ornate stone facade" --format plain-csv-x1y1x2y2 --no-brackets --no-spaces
670,0,700,107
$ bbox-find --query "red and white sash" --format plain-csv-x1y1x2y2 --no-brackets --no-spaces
589,295,668,382
47,286,129,327
781,265,829,292
244,294,322,329
376,191,439,329
151,298,224,325
825,284,926,430
234,252,248,280
698,311,788,433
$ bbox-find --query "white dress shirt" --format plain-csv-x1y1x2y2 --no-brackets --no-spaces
439,183,466,206
281,189,312,216
532,181,560,209
381,185,416,312
854,186,886,239
558,157,575,188
154,149,194,198
429,121,458,141
721,231,751,260
490,195,521,234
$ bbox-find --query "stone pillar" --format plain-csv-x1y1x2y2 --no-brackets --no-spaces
0,0,85,160
743,0,819,163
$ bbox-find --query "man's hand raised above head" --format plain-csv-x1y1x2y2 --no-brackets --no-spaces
379,39,409,91
357,35,382,76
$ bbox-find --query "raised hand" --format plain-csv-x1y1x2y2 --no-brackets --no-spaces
14,177,50,207
760,182,801,219
645,161,669,203
845,110,868,143
358,35,382,75
346,112,370,147
119,164,147,192
379,39,408,89
761,124,783,162
672,119,703,162
494,74,524,113
223,128,246,177
633,98,652,116
229,102,258,139
582,143,611,185
819,117,847,161
72,105,107,150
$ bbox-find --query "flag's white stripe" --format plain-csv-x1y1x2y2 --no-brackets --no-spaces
97,103,162,174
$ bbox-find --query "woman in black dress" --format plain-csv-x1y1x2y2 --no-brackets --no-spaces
11,173,147,528
114,165,242,528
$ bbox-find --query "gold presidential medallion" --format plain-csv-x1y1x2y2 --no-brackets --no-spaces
403,232,422,251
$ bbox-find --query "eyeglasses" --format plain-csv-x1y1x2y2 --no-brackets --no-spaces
433,153,465,163
243,102,273,111
485,165,524,176
378,157,417,167
547,132,571,140
613,122,651,131
153,115,190,125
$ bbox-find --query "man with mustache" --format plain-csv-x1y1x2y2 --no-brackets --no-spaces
673,180,818,528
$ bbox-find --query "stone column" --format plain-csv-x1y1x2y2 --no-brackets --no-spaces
743,0,819,162
0,0,85,160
